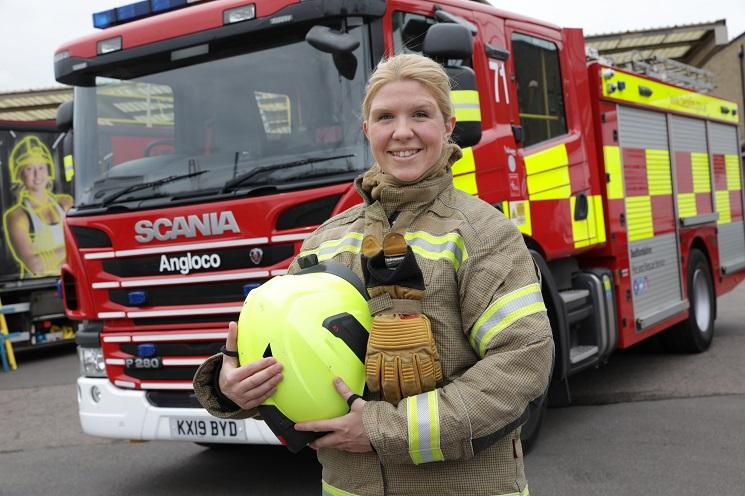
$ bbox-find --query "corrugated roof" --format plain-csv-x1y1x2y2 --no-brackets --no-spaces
0,87,73,122
585,19,729,68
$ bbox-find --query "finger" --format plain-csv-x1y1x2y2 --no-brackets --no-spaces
309,432,343,450
222,321,239,367
333,377,352,398
231,357,279,382
235,363,282,392
225,321,238,352
295,418,339,432
237,371,282,403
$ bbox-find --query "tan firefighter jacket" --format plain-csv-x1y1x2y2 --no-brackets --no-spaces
194,144,554,496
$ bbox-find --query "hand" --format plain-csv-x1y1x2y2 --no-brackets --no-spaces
295,377,372,453
218,321,283,410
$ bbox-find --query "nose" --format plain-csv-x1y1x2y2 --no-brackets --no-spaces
391,117,414,140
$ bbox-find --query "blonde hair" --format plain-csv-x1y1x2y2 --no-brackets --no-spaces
362,53,453,123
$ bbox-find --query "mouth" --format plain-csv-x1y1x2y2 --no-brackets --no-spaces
387,149,421,159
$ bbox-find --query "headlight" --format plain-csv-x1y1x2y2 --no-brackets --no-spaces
78,346,106,378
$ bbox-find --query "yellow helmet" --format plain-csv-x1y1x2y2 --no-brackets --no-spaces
237,261,371,452
9,135,55,184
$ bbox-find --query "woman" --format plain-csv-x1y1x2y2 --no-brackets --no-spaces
3,135,72,278
194,53,553,495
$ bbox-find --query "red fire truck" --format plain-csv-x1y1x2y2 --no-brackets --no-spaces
55,0,744,449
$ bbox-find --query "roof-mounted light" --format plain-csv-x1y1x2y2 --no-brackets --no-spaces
116,0,151,23
97,36,123,55
93,0,207,29
223,4,255,25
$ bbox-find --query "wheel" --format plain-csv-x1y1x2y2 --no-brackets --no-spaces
662,249,715,353
520,392,547,455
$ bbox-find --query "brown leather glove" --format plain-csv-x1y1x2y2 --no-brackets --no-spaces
362,232,443,405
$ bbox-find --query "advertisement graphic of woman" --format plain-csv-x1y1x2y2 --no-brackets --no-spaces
3,135,72,278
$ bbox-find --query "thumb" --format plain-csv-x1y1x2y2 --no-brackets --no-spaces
222,321,239,366
334,377,364,409
333,377,353,398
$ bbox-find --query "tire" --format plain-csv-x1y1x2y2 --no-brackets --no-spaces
662,249,715,353
520,392,547,455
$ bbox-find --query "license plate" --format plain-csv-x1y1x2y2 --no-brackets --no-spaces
169,418,246,441
125,357,162,369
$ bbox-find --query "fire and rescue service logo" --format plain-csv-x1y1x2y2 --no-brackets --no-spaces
249,247,264,265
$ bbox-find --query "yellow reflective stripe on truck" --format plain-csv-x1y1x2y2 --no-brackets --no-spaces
524,144,571,200
452,146,478,195
600,67,739,124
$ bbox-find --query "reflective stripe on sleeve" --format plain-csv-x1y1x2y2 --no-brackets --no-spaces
405,231,468,270
322,480,360,496
407,390,444,464
469,283,546,357
298,232,363,261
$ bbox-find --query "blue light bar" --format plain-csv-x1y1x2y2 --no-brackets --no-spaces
93,0,192,29
150,0,187,14
93,9,117,29
116,0,151,22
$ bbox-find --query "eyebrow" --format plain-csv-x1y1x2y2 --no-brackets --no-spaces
370,101,437,114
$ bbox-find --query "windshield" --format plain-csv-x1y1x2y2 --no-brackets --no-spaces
73,25,369,208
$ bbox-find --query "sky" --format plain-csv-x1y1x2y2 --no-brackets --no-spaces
1,0,744,92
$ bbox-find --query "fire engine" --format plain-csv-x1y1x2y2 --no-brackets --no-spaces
54,0,745,450
0,119,77,353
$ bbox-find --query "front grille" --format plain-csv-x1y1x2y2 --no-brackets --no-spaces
146,391,202,409
109,279,262,306
121,341,221,356
102,243,293,277
132,314,239,326
125,366,198,381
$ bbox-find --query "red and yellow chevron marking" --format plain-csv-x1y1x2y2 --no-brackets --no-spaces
621,147,676,241
600,66,739,124
514,143,607,249
713,153,744,224
674,151,714,219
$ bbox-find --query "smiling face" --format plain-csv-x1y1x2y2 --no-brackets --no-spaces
363,80,455,183
20,162,50,193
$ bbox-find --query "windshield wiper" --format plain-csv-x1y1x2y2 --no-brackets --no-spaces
220,154,355,194
101,170,208,206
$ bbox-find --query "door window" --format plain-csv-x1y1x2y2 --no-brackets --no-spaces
511,33,567,147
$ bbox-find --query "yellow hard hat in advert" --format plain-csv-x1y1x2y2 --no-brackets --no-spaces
9,135,55,184
237,260,371,452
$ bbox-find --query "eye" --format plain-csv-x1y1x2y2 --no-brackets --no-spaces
376,113,393,121
413,111,429,119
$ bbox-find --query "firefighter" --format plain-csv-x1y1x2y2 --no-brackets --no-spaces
3,135,72,278
194,53,554,495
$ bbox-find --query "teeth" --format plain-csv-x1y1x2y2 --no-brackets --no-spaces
390,150,419,158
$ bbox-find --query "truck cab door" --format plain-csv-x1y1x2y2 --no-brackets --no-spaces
504,21,604,258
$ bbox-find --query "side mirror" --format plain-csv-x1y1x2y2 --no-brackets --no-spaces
306,25,360,55
423,23,473,60
57,100,74,132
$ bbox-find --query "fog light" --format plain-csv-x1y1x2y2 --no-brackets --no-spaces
91,385,102,403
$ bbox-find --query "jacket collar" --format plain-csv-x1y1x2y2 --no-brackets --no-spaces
354,143,462,218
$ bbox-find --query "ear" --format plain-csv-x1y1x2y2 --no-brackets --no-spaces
362,120,369,140
444,115,456,141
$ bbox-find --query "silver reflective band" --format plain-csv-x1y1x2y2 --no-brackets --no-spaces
407,390,444,464
470,283,546,357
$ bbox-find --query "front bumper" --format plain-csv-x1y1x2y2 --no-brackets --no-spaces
77,377,280,444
